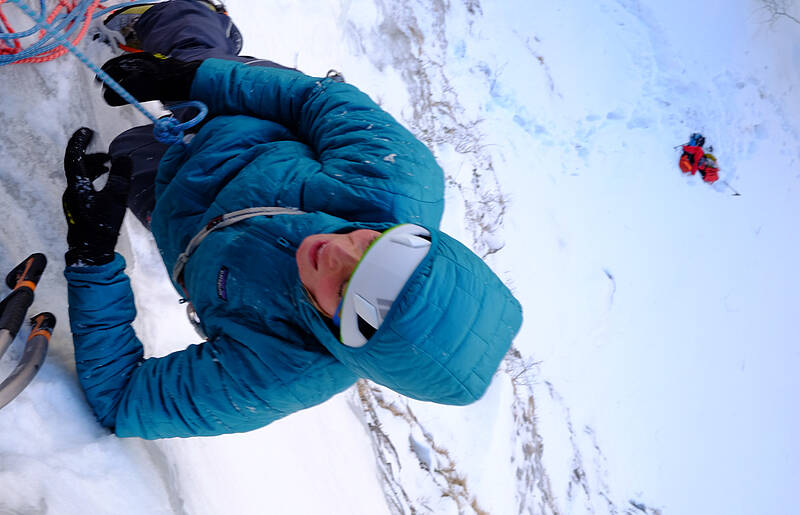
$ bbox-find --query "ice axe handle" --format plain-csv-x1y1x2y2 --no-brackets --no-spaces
0,312,54,410
0,254,48,337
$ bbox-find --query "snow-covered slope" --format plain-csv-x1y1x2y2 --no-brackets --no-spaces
1,0,798,513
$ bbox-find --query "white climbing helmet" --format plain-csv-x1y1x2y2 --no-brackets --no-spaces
337,224,432,348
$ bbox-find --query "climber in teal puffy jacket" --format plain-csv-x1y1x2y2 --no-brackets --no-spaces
62,1,522,439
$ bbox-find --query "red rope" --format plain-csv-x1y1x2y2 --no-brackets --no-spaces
0,0,108,62
0,0,23,54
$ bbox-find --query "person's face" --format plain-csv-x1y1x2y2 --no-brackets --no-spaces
296,229,382,317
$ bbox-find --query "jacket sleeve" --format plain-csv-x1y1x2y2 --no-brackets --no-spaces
65,253,355,439
188,59,445,224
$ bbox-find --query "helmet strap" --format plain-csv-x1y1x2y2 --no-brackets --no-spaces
303,284,334,319
332,298,343,328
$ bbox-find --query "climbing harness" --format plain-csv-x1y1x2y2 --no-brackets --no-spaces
0,0,207,144
0,253,55,410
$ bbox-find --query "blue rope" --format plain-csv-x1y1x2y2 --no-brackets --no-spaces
0,0,100,61
0,0,207,144
154,101,208,142
0,0,87,59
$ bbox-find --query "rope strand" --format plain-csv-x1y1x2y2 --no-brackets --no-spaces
0,0,207,144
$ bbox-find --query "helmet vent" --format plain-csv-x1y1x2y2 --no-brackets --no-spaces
377,298,393,319
357,314,378,340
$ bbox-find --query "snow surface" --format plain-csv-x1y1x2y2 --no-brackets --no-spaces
1,0,799,513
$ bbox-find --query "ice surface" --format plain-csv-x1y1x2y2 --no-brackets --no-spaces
1,0,799,514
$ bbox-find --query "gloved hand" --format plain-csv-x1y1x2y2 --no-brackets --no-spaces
62,128,132,267
99,53,202,106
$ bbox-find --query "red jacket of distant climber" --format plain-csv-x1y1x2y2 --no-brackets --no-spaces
680,145,705,174
698,155,719,183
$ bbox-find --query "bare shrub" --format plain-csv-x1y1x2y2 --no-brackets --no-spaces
759,0,800,25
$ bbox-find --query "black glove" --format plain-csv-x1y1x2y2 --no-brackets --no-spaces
62,128,132,267
99,53,202,106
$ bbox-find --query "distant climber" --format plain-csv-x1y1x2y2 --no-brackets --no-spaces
679,133,719,184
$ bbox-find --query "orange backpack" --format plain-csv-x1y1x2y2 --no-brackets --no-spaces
679,153,693,173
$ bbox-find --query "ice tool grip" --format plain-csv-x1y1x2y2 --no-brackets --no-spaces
0,289,33,337
0,254,47,338
6,253,47,290
28,312,56,340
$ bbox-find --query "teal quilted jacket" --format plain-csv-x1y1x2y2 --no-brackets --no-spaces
65,59,522,439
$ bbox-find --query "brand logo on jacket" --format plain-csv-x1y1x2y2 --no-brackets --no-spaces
217,266,229,300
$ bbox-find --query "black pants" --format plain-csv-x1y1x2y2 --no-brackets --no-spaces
109,0,293,228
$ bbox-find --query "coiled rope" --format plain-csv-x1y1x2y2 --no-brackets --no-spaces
0,0,207,143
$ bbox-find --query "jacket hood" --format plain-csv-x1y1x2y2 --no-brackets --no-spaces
302,227,523,405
